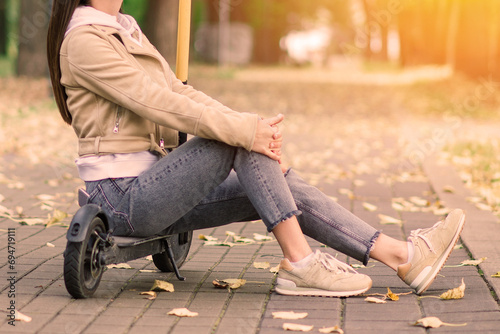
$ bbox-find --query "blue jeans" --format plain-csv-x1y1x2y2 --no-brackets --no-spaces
85,137,380,265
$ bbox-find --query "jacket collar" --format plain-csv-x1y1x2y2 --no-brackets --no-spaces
93,25,155,56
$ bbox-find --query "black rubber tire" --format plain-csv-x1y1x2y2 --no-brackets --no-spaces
153,231,193,272
63,216,106,299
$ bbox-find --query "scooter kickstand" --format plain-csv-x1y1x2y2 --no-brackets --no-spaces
165,238,186,281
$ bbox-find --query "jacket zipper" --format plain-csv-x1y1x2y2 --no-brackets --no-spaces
156,124,164,149
113,107,121,133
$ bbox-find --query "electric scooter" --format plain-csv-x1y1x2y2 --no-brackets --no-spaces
63,0,194,299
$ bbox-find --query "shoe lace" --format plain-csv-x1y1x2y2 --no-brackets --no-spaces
409,220,442,254
316,251,358,274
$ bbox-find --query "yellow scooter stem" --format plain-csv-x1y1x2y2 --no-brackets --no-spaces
176,0,191,84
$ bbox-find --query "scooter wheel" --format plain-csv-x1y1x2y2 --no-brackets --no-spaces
153,231,193,272
64,216,106,298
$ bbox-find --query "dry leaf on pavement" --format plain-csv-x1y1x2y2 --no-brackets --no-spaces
107,263,133,269
139,291,157,300
365,296,387,304
411,316,466,328
253,261,270,269
15,311,32,322
253,233,273,242
213,278,246,290
282,323,314,332
319,326,344,334
151,279,174,292
198,234,218,241
203,240,236,247
35,194,56,201
0,204,13,217
270,265,280,273
272,311,308,320
442,185,455,193
167,308,198,317
386,287,399,301
439,278,465,300
46,209,68,227
362,202,377,212
460,257,486,266
378,214,402,225
19,218,46,226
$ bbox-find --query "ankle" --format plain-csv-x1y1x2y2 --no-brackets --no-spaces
289,251,314,268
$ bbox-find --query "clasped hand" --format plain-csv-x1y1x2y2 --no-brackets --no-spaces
251,113,284,161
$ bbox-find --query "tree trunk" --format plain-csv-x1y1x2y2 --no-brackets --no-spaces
0,0,7,56
251,1,285,64
144,0,180,67
16,0,50,77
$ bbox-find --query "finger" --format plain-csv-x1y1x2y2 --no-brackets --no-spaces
264,114,284,127
270,141,282,150
266,148,281,161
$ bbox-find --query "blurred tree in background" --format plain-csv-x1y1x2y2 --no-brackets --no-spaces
16,0,49,77
0,0,499,79
0,0,6,56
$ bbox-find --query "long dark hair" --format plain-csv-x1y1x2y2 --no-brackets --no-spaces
47,0,89,125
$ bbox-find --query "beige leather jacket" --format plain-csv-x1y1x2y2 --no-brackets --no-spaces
60,25,258,157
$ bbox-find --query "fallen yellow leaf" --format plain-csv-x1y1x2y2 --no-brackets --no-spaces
19,218,45,226
213,278,246,290
198,234,218,241
386,287,399,301
46,209,68,227
282,323,314,332
442,185,455,193
492,272,500,278
365,296,386,304
253,233,273,242
319,326,344,334
253,261,270,269
272,311,308,320
139,291,157,300
168,308,198,317
338,188,354,199
412,316,466,328
461,257,486,266
270,265,280,273
203,240,236,247
362,202,377,212
439,278,465,300
15,311,32,322
378,214,402,225
107,263,133,269
35,194,55,201
151,279,174,292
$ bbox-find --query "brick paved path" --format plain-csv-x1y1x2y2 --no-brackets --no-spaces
1,72,500,333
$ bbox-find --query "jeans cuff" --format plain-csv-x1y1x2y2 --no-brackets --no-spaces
363,230,381,266
267,210,302,232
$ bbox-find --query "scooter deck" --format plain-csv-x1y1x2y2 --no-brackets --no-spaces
112,234,171,247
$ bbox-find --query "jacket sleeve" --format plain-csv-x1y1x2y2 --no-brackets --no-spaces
62,29,258,151
169,68,237,114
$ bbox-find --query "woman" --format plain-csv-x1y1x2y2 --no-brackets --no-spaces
47,0,465,297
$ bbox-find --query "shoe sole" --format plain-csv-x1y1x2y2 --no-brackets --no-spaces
275,281,372,298
413,209,466,295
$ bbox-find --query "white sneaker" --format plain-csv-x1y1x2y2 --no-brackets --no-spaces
275,250,372,297
397,209,466,294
